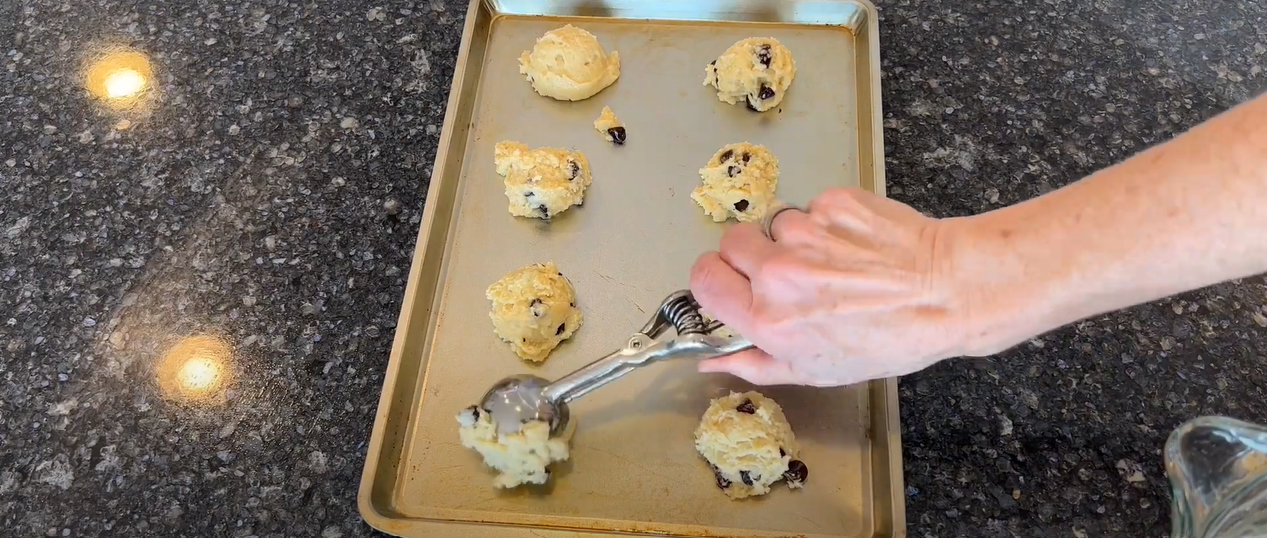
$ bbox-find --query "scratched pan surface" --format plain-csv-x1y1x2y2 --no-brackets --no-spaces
358,0,904,536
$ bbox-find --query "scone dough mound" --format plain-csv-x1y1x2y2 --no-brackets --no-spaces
695,391,808,499
494,141,592,219
593,106,626,145
704,37,796,112
457,405,570,488
693,142,779,223
519,25,621,101
486,261,583,362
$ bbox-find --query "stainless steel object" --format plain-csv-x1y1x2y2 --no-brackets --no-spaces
481,290,753,436
358,0,905,536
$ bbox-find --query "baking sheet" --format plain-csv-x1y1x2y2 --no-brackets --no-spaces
359,1,903,536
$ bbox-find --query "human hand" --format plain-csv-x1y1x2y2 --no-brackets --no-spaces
689,187,974,386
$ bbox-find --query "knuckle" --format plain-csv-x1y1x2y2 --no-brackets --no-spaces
688,253,722,289
840,186,871,199
809,188,872,219
750,254,800,296
807,189,844,213
816,187,862,205
774,217,817,245
744,253,779,284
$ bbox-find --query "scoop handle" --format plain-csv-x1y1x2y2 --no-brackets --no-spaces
542,333,754,404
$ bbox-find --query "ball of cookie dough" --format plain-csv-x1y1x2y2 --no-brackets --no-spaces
494,141,592,220
704,37,796,112
486,261,583,362
695,391,808,499
692,142,779,223
519,25,621,101
456,405,571,488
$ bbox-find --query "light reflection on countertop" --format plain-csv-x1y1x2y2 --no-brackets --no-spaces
83,48,154,110
155,334,234,404
1,1,454,535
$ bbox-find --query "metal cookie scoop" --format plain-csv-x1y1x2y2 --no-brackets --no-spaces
480,289,753,436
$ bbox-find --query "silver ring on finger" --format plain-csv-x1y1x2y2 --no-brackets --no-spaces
760,202,802,242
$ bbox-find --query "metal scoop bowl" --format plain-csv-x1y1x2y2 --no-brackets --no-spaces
479,290,752,436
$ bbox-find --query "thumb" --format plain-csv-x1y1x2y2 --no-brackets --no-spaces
697,349,805,385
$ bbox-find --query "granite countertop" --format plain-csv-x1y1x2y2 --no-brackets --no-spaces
2,0,1266,536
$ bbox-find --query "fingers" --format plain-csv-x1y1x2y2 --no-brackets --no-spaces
698,351,850,387
718,223,777,278
696,349,806,385
689,251,756,335
807,188,872,234
766,208,818,246
699,349,859,387
717,204,826,277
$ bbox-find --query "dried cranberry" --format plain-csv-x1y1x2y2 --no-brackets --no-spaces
607,126,626,145
784,460,809,485
757,44,772,67
713,467,731,489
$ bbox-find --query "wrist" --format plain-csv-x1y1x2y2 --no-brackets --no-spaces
934,211,1064,358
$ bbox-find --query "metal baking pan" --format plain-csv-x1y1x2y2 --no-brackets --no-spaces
358,0,903,536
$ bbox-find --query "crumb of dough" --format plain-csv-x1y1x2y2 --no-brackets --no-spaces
593,106,626,145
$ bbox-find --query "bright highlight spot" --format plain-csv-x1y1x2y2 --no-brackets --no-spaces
157,335,233,403
103,68,145,98
176,356,222,392
85,50,153,107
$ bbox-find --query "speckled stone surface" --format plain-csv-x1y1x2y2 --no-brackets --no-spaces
883,2,1267,537
1,0,1265,536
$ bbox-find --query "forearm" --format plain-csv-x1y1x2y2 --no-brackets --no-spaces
950,92,1267,355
